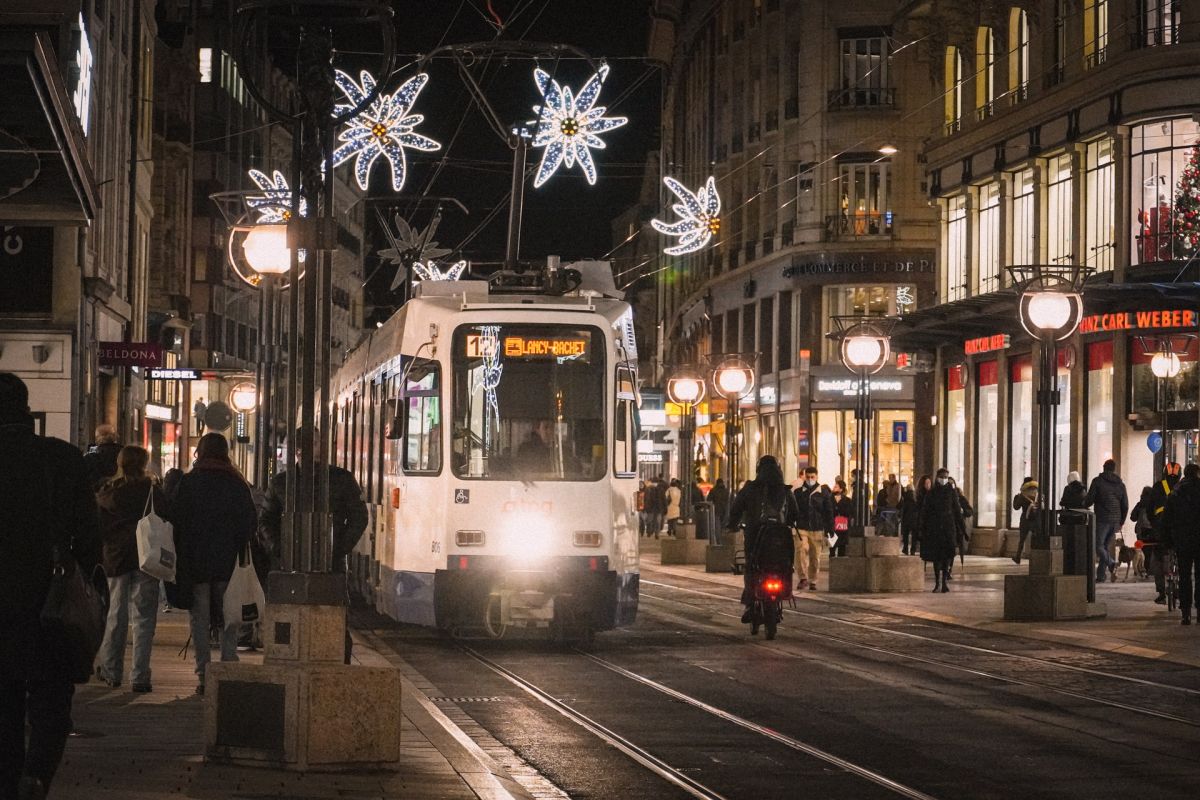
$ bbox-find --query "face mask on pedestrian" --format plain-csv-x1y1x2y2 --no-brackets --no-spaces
936,477,949,486
805,478,816,487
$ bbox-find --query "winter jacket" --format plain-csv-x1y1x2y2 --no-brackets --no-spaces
726,461,800,557
793,482,834,533
830,494,854,530
900,488,920,535
97,477,166,578
877,478,902,511
918,482,964,564
1162,477,1200,557
707,481,731,526
644,483,667,514
1013,482,1040,535
666,486,683,519
1059,480,1087,509
167,459,257,585
1084,471,1129,525
0,418,101,680
83,441,123,490
260,465,368,571
1148,474,1179,534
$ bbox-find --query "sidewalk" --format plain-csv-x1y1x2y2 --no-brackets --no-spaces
53,611,534,800
642,537,1200,668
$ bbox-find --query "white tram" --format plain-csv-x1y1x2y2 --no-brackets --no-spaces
331,273,640,639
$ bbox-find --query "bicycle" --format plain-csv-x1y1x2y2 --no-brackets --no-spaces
1164,549,1180,613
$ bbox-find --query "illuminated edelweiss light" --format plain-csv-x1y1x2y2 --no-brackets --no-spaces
412,259,468,282
529,64,627,188
651,176,721,255
332,70,441,192
246,169,306,222
379,214,454,291
480,325,503,450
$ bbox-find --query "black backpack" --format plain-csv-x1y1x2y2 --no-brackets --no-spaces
754,488,794,571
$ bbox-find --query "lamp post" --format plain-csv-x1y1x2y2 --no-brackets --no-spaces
831,316,894,537
1140,335,1193,474
667,371,705,526
1009,266,1088,549
711,356,756,491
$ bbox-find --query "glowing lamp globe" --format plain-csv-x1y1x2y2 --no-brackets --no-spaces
668,377,704,405
1150,351,1182,379
844,335,884,369
716,367,749,397
1025,291,1072,332
229,382,258,412
241,224,291,275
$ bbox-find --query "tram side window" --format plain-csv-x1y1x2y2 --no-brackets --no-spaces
614,367,638,477
403,360,442,474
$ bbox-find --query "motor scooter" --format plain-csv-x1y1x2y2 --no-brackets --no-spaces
747,527,794,640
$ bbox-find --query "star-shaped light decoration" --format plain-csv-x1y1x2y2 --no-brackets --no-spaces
247,169,307,222
332,71,441,192
651,176,722,255
529,64,627,188
412,259,468,282
378,214,453,291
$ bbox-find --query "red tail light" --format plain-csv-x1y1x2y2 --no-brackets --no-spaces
458,556,469,570
762,578,783,594
589,557,599,571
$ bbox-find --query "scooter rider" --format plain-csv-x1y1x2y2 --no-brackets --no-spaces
726,455,799,624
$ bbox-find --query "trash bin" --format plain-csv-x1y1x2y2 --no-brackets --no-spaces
1058,508,1095,602
693,501,716,543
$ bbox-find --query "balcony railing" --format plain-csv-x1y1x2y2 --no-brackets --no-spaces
823,211,895,241
827,87,895,109
943,117,962,136
1130,18,1180,49
1085,47,1108,68
975,102,995,121
1009,81,1029,105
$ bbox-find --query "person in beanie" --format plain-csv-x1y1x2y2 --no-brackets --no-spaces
919,468,964,592
0,373,101,800
1084,459,1129,583
1011,478,1040,565
1162,463,1200,625
1060,471,1087,509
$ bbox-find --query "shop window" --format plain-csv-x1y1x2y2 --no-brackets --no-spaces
1010,169,1036,267
945,366,967,485
1086,341,1114,480
1085,139,1115,272
977,182,1001,294
836,35,892,108
1131,118,1200,265
944,46,963,134
837,161,892,237
1009,355,1034,527
1055,348,1073,490
1084,0,1109,68
944,195,968,301
1047,154,1074,265
1008,8,1030,102
1130,338,1199,417
976,361,1000,527
975,27,996,118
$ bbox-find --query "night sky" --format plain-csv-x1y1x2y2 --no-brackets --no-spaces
333,0,660,322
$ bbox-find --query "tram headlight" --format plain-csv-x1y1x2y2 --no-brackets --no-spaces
503,513,555,566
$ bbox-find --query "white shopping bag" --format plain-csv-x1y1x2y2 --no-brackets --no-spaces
136,489,176,582
223,546,266,624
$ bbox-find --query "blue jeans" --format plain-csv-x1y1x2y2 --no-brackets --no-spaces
1095,520,1120,581
95,571,160,686
188,581,239,684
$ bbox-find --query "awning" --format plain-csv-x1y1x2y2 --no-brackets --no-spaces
0,30,97,224
1082,282,1200,313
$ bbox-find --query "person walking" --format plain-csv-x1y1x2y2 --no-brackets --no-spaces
167,433,257,695
912,474,933,557
899,481,920,556
82,424,122,491
1162,463,1200,625
644,477,666,538
793,467,833,590
635,480,647,536
1084,459,1129,584
919,469,964,592
708,478,731,531
93,446,165,693
665,479,683,535
1011,477,1040,565
1142,463,1181,603
1060,471,1087,509
875,473,902,536
0,373,102,800
725,455,799,620
829,478,854,558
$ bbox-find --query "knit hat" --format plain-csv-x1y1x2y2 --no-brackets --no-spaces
1066,471,1080,484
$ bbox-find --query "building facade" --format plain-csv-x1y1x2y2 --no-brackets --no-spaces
641,0,942,488
895,0,1200,538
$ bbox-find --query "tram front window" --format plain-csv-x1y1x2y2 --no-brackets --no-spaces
452,324,605,481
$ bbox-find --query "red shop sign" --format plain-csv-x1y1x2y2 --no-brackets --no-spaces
97,342,164,368
964,333,1010,356
1078,309,1197,334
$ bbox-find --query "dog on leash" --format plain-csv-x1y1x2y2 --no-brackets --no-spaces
1117,541,1146,581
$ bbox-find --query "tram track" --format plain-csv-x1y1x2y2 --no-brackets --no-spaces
640,577,1200,729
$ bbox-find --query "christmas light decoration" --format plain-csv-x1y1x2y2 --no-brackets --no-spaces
480,325,503,450
332,70,441,192
651,176,721,255
412,259,468,282
529,64,627,188
246,169,305,222
378,214,453,291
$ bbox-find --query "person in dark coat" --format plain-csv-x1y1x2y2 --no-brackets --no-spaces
82,424,122,491
643,477,667,538
919,468,964,592
1162,463,1200,625
167,433,257,694
793,467,833,589
94,446,166,693
1084,459,1129,583
1011,478,1040,565
0,373,101,800
829,478,854,557
707,478,731,530
899,482,920,555
912,474,933,556
1141,463,1181,603
726,455,799,617
1060,471,1087,509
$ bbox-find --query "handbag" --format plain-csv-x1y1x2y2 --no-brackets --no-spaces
833,515,850,532
136,488,176,582
223,544,266,624
40,544,108,684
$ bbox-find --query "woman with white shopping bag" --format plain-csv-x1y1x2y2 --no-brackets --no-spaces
165,433,257,695
95,446,167,693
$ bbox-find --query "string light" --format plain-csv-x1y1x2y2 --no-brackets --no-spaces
332,70,441,191
651,176,721,255
412,259,468,281
529,64,628,187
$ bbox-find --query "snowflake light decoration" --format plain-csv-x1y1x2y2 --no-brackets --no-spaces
332,70,441,192
378,214,453,291
246,169,306,222
412,259,468,282
529,64,627,188
651,176,722,256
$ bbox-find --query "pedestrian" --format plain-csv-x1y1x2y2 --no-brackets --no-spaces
947,478,973,578
635,480,647,535
793,467,833,590
1084,459,1129,584
1145,462,1182,604
829,478,854,557
912,474,933,557
919,468,964,592
82,423,122,490
1011,477,1040,565
725,455,799,619
166,433,257,695
193,398,207,436
874,473,902,536
0,373,102,800
260,429,368,663
644,477,666,538
708,478,731,530
1162,463,1200,625
665,478,683,535
93,445,165,694
899,480,920,555
850,468,868,511
1060,470,1087,509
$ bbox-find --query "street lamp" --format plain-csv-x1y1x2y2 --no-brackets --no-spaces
1139,334,1194,474
831,316,895,536
1009,266,1089,548
711,356,756,491
241,224,291,276
229,381,259,413
667,371,706,528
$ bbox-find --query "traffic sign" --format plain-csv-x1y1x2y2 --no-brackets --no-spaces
893,420,908,444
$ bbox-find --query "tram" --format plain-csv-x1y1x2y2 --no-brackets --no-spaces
331,265,640,640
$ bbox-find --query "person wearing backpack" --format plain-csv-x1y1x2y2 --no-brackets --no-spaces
1143,463,1181,603
725,455,799,620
